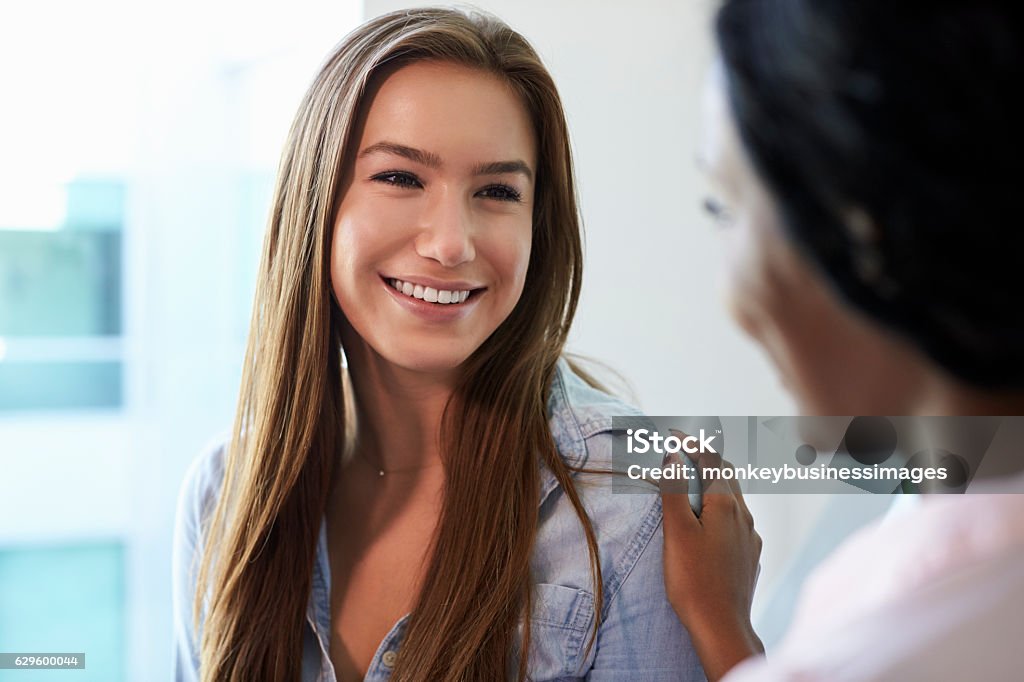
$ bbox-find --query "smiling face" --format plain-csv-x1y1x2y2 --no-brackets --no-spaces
699,61,929,415
331,60,536,377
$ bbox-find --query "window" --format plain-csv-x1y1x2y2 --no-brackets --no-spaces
0,542,125,681
0,178,124,411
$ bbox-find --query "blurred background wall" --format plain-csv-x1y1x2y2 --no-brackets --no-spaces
0,1,890,679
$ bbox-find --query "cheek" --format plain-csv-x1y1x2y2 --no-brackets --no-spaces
721,220,783,341
333,210,378,268
510,231,533,291
330,216,385,326
331,204,405,284
329,218,359,304
485,221,533,302
721,217,828,380
724,224,861,411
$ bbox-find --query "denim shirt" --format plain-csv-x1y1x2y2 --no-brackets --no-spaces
172,359,706,681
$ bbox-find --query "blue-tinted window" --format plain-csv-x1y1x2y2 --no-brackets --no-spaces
0,542,125,681
0,178,123,411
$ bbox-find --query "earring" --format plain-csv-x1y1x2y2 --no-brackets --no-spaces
843,206,898,298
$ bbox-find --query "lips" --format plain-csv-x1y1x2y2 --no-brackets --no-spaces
379,274,484,323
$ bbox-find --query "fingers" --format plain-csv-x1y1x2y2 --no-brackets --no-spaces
713,463,755,530
667,429,726,496
662,429,756,531
709,457,754,528
693,448,734,498
660,480,702,533
729,476,755,527
659,451,701,530
668,429,720,471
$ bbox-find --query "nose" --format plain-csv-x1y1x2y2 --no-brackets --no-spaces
414,188,475,267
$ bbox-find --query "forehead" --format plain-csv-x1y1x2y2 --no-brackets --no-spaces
356,60,537,168
698,60,749,196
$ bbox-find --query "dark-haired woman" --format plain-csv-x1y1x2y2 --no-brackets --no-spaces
661,1,1024,680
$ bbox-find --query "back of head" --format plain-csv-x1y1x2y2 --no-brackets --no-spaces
716,0,1024,387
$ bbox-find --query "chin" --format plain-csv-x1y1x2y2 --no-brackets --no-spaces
381,345,476,375
793,382,855,417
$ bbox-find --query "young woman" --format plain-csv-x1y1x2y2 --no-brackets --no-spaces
172,7,702,681
660,1,1024,680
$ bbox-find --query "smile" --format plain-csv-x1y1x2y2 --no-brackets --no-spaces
387,278,473,305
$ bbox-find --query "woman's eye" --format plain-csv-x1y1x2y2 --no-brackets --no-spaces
477,184,522,203
371,171,422,189
702,196,735,227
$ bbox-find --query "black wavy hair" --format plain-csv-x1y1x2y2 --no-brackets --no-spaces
715,0,1024,387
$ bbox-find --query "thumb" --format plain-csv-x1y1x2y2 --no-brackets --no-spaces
659,452,701,532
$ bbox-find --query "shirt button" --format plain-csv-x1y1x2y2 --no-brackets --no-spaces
381,650,398,668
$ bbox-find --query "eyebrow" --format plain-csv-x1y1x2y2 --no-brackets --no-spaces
360,140,534,182
473,160,533,182
360,141,442,168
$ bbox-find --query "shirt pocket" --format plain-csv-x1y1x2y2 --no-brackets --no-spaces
526,583,596,680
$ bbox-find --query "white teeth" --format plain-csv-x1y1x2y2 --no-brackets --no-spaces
387,278,473,305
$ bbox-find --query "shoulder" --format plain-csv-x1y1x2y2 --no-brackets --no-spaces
173,435,229,562
744,499,1024,682
171,435,229,680
547,357,644,464
540,358,666,605
791,489,1024,643
178,436,230,540
534,360,703,677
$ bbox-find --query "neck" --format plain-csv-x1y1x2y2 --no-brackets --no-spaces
908,368,1024,482
342,329,457,473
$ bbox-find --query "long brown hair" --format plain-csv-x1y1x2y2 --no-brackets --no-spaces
194,7,601,680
